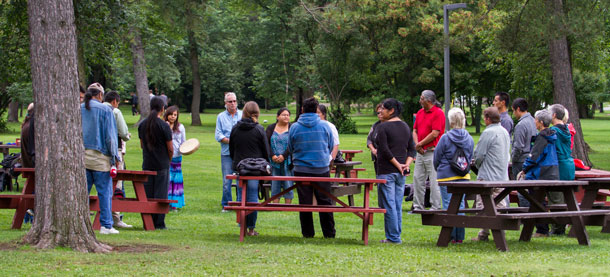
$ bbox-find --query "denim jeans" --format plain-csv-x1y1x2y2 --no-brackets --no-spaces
221,155,234,207
440,184,465,241
377,173,405,243
86,169,113,229
236,179,259,229
271,165,294,199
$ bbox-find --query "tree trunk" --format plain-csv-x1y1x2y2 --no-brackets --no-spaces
130,26,150,124
188,29,202,126
547,0,591,166
7,100,19,122
474,96,482,134
25,0,110,253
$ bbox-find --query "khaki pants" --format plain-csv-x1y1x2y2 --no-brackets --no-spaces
476,187,508,237
413,151,441,210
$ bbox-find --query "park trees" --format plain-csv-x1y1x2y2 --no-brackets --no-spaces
24,0,110,252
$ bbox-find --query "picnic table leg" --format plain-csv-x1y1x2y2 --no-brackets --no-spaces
93,212,101,230
480,192,508,251
519,188,545,242
436,193,463,247
569,187,598,237
362,212,370,245
346,170,355,207
563,189,590,246
11,198,28,229
602,217,610,233
239,210,246,242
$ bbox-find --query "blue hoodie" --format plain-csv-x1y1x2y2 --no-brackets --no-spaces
289,113,334,174
523,128,559,180
434,128,475,181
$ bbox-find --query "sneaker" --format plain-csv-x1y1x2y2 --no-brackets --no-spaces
471,235,489,242
26,209,35,216
533,233,549,238
221,209,229,213
380,239,401,244
114,221,133,228
100,226,119,235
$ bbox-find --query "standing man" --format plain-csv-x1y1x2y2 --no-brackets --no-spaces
511,98,537,180
215,92,242,211
81,83,120,234
412,90,445,211
471,107,511,242
131,92,139,115
289,97,336,238
493,92,513,136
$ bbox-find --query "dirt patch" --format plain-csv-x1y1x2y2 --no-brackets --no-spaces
112,243,172,253
0,242,20,251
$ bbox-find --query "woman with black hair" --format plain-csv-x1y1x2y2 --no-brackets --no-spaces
373,98,416,244
81,83,120,235
164,105,187,210
138,97,173,230
265,107,293,204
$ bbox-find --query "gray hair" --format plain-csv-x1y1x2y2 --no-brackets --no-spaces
224,92,236,101
548,104,566,123
562,108,569,123
448,108,466,129
421,90,436,103
534,109,552,127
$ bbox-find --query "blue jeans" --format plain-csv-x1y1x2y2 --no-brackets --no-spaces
86,169,113,229
221,155,234,207
440,184,465,241
236,179,259,229
377,173,405,243
271,165,294,199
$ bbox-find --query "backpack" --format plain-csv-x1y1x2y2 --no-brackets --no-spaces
236,158,271,176
450,147,470,177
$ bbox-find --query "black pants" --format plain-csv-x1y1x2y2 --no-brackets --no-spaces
294,171,335,238
144,168,169,229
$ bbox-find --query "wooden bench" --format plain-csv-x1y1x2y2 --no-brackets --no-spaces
12,168,176,231
224,175,386,245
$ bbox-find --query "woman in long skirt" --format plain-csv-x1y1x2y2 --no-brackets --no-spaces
164,106,186,210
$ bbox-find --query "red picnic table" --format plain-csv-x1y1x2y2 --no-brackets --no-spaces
340,149,362,162
224,175,386,245
574,168,610,205
5,168,175,231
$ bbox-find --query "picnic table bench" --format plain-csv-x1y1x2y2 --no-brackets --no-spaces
572,177,610,233
7,168,175,231
414,180,610,251
223,175,386,245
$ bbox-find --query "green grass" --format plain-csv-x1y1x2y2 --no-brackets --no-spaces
1,106,610,275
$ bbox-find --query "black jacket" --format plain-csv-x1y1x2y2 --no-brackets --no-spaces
229,118,270,171
265,122,292,158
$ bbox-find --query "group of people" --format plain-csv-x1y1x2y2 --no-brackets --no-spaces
27,83,187,234
216,94,338,238
217,89,577,245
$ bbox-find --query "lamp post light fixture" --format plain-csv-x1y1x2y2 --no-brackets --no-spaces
443,3,467,131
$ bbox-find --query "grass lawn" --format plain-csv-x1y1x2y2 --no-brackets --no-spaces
1,106,609,275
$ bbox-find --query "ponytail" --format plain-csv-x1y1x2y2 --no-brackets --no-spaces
85,88,102,110
145,97,165,150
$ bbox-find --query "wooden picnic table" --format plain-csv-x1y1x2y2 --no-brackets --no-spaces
224,175,386,245
415,180,610,251
573,177,610,233
574,169,610,204
6,168,175,231
0,144,19,159
340,149,362,162
332,161,363,206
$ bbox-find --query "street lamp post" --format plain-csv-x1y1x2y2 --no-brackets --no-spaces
444,3,467,131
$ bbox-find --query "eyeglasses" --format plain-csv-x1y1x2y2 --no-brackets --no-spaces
226,100,236,103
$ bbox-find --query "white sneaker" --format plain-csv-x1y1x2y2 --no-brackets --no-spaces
114,221,133,228
100,226,119,234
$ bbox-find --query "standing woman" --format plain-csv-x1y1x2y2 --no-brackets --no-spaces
433,108,474,243
165,106,187,211
138,97,173,230
266,108,293,204
373,98,416,244
230,101,270,236
366,103,384,175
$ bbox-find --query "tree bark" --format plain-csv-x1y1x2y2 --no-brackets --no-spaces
188,28,202,126
130,26,150,124
546,0,591,166
7,100,19,122
24,0,110,253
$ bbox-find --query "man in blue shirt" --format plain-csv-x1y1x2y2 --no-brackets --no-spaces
215,92,242,210
289,97,336,238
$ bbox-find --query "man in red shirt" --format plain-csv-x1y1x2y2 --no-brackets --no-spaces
412,90,445,210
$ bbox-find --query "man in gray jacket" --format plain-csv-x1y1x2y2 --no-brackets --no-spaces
471,107,511,242
511,98,537,178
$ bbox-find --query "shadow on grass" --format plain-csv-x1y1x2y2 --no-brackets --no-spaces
205,232,371,246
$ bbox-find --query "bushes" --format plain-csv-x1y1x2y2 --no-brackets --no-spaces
329,108,357,134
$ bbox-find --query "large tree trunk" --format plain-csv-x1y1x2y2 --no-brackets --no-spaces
547,0,592,166
7,100,19,122
25,0,110,253
73,0,87,88
188,29,202,126
130,26,150,124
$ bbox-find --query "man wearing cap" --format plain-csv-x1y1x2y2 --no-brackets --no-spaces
412,90,445,211
215,92,242,211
